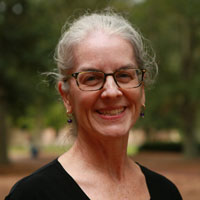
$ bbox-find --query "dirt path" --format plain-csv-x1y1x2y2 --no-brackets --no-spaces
0,152,200,200
133,152,200,200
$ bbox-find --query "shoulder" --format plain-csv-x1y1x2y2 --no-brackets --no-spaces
5,159,90,200
138,164,182,200
5,159,60,200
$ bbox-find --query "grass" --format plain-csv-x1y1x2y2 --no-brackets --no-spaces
9,144,138,157
9,145,29,155
127,145,139,156
42,145,71,154
9,145,70,157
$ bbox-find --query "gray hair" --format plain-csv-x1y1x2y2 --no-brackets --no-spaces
55,11,158,91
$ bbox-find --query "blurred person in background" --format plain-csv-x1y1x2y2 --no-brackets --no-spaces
5,11,182,200
27,135,39,159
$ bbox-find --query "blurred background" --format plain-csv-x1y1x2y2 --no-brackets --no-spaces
0,0,200,199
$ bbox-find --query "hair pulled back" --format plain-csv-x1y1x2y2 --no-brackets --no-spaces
55,11,158,91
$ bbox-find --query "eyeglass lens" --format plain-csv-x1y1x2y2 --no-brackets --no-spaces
77,69,143,91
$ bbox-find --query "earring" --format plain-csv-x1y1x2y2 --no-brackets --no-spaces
67,111,73,123
67,117,72,123
140,104,145,118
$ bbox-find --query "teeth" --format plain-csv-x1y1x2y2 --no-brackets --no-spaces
98,108,124,116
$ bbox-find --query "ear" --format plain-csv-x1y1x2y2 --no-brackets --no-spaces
58,81,72,113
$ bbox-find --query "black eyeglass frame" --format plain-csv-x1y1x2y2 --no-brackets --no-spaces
70,68,146,91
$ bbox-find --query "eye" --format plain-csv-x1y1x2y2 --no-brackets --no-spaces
78,72,104,86
115,70,135,83
85,75,97,81
118,73,132,78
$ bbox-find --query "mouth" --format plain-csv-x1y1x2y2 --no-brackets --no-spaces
96,107,126,116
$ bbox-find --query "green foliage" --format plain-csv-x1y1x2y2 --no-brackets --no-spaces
0,0,57,119
0,0,112,131
131,0,200,157
131,0,200,127
43,102,66,131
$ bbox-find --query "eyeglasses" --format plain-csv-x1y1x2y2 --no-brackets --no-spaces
70,68,146,91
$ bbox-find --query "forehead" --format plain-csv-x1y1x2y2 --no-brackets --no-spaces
72,31,137,72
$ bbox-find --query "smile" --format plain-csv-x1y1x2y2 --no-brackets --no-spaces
97,107,126,116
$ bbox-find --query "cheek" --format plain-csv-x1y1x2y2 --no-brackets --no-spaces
128,89,143,102
70,89,98,119
125,89,143,112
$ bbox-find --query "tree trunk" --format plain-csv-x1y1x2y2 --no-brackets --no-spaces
0,100,9,164
180,19,199,158
183,130,199,158
181,101,199,158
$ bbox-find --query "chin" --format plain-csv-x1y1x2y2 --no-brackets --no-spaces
96,126,130,138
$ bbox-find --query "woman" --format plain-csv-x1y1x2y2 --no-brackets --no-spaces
5,11,182,200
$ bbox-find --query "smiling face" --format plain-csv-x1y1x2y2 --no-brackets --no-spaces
60,31,145,139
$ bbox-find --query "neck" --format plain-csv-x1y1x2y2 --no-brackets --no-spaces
70,129,130,181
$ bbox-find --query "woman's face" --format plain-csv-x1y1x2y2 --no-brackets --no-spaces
60,31,145,139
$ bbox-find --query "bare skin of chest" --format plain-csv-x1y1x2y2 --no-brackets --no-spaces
78,174,150,200
59,153,150,200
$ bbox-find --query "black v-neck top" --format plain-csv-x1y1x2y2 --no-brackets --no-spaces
5,159,182,200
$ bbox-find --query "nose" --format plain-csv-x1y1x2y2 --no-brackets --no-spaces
101,76,122,99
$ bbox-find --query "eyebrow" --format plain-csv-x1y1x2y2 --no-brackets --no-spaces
77,64,138,72
76,65,101,72
119,64,138,70
81,68,101,72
